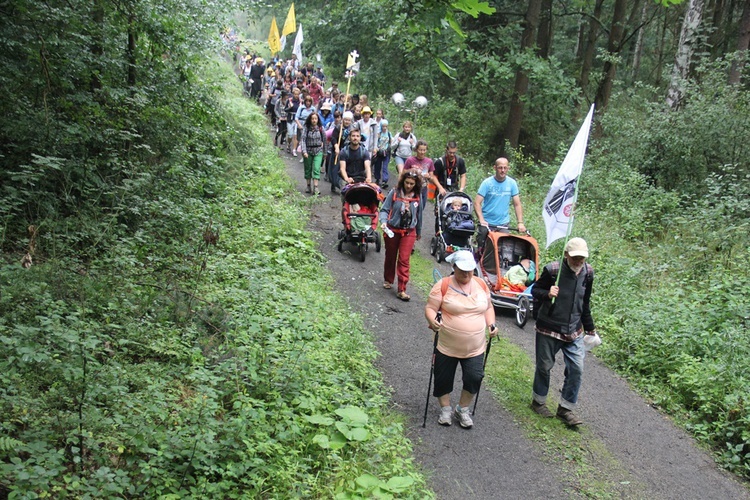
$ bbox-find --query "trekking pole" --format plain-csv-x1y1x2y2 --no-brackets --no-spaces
422,321,440,428
472,331,494,415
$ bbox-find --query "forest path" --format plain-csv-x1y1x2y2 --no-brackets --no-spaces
272,128,749,499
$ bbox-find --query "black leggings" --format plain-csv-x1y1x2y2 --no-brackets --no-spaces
432,351,484,397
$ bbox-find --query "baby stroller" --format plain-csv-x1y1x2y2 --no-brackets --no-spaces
429,192,475,263
337,182,382,262
475,228,539,328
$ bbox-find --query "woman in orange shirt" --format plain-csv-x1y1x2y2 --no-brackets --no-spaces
424,250,497,428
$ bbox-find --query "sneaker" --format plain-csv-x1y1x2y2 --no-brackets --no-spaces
556,406,583,426
531,400,554,418
438,406,452,426
293,150,298,157
454,405,473,429
299,157,304,163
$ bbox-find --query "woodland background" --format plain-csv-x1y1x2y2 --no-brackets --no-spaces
1,0,749,495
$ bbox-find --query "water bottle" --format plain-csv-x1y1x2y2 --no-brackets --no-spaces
383,226,395,238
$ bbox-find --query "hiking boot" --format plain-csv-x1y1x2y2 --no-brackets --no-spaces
556,406,583,427
531,400,554,418
454,405,473,429
438,406,452,426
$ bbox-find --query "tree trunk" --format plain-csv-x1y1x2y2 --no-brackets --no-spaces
504,0,543,149
655,7,669,84
127,13,137,88
90,0,104,93
594,0,628,113
666,0,705,110
579,0,605,96
632,1,649,80
729,0,750,84
537,0,553,59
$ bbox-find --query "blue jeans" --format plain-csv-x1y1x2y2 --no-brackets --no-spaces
532,333,585,410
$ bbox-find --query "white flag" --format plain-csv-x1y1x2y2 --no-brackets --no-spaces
542,104,595,248
280,36,286,52
292,24,303,61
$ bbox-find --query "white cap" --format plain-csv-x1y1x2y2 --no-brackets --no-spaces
446,250,476,271
564,237,589,258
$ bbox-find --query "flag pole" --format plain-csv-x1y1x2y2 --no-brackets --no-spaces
334,51,358,166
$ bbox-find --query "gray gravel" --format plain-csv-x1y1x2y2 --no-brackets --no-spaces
276,141,750,499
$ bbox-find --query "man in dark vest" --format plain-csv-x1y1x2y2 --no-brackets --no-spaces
433,140,467,233
530,237,598,426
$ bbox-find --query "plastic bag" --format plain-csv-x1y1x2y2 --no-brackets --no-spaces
583,333,602,352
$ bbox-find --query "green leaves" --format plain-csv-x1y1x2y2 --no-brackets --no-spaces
451,0,496,17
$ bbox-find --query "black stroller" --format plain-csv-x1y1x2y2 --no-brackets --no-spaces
429,192,475,263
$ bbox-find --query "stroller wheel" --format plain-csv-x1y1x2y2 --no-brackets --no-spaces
375,232,381,252
359,244,366,262
337,238,343,252
429,237,437,256
436,241,446,263
516,296,530,328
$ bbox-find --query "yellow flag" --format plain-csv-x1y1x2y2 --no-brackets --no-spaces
281,3,296,37
268,17,281,55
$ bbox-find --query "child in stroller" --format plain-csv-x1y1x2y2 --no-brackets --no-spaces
337,182,383,262
445,197,476,232
430,192,475,263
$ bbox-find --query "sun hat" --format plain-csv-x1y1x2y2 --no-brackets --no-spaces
342,111,354,120
380,119,389,126
362,106,372,114
564,237,589,258
320,101,332,111
446,250,476,272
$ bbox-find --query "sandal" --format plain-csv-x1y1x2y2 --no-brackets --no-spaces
305,185,311,193
383,282,392,289
396,291,411,301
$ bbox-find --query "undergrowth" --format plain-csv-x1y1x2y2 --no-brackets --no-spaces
0,61,430,498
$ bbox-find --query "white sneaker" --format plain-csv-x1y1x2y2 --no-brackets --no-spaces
299,157,304,163
438,406,452,426
292,151,298,157
455,405,473,429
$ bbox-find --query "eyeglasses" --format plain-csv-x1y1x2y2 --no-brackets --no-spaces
405,171,419,178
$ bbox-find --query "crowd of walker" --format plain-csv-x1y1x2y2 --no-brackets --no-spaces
240,52,601,431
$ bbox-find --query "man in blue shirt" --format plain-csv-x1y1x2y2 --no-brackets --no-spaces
474,157,526,249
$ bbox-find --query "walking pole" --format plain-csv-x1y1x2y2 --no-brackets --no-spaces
422,324,440,428
472,331,494,415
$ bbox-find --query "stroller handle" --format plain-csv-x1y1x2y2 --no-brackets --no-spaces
489,225,531,236
347,213,378,218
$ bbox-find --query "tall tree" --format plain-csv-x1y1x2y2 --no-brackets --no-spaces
666,0,706,109
729,0,750,84
579,0,606,95
504,0,543,149
594,0,628,113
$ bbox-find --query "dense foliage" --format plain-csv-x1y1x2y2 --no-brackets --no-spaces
0,66,430,496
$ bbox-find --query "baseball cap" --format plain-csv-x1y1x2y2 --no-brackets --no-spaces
564,237,589,258
380,119,389,126
446,250,476,271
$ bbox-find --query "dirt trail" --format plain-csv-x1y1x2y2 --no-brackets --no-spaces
274,137,749,499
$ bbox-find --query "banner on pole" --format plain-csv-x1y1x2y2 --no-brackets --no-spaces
268,17,281,55
282,3,296,37
542,104,595,248
292,24,304,61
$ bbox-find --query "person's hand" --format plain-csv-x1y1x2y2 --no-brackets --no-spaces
416,234,421,241
438,187,447,197
428,318,442,331
518,222,527,233
480,221,489,228
548,286,559,298
347,177,354,184
488,324,498,338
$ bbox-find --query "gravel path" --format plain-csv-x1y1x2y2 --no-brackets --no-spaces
275,138,749,499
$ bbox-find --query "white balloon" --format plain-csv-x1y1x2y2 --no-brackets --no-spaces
413,96,428,108
392,92,405,106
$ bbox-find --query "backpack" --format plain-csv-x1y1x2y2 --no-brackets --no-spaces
532,262,593,320
387,189,420,228
439,276,489,297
